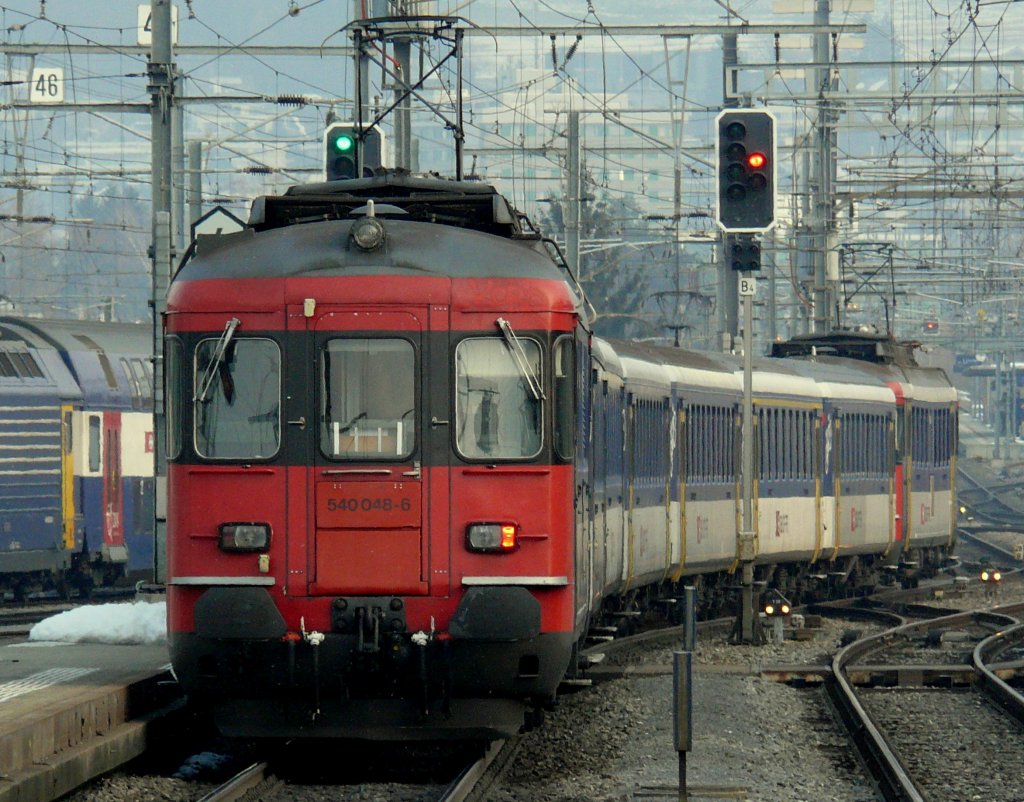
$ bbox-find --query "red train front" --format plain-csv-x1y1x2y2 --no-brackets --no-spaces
165,176,586,739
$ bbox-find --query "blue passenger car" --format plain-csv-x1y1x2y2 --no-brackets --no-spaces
0,317,154,598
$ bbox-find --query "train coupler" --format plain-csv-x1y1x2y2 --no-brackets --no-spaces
331,596,408,654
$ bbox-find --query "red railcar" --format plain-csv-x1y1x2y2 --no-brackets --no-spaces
165,176,587,739
166,175,958,743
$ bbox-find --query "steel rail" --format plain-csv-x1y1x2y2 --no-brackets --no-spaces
827,604,1024,802
194,762,268,802
973,623,1024,729
438,740,510,802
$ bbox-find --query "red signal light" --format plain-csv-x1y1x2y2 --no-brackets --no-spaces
747,152,767,169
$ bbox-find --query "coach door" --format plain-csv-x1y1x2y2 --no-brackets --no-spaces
292,307,441,598
101,411,126,559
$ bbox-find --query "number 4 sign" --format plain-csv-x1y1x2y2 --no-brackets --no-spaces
137,5,179,46
30,68,64,103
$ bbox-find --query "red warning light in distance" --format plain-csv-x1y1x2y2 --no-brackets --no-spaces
747,152,767,169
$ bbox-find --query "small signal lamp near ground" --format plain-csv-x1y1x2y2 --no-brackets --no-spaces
980,567,1002,599
762,589,792,643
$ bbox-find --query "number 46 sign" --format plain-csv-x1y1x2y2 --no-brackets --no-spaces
30,68,63,103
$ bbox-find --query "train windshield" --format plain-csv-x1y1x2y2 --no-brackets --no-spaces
193,338,281,460
455,337,543,460
320,338,415,460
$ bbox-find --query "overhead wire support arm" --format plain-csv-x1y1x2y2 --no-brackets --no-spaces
358,40,461,141
350,16,471,181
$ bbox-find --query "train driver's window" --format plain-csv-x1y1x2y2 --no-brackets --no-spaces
455,337,542,460
194,338,281,460
320,338,415,460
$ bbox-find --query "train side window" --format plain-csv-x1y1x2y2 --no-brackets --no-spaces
11,351,43,378
553,336,576,461
194,337,281,460
121,358,142,409
132,359,153,403
88,416,101,472
785,409,794,480
455,336,542,461
0,352,15,377
166,337,183,460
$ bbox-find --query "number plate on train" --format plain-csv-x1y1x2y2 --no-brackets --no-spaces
315,481,421,528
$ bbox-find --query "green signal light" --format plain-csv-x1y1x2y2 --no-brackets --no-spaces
333,134,355,153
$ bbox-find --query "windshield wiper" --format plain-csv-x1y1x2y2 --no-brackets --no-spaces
195,317,240,403
495,317,545,401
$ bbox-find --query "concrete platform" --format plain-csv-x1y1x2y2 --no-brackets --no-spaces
0,639,178,802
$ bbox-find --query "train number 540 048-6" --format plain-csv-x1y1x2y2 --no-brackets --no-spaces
315,481,422,528
325,497,412,513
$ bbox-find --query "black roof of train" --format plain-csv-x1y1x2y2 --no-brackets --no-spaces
179,173,575,285
770,330,920,367
249,173,527,238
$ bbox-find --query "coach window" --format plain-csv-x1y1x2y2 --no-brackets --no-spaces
553,336,575,460
455,337,542,460
194,338,281,460
88,416,101,472
320,339,415,460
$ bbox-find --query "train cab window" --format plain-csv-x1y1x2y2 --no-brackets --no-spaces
553,336,575,461
194,338,281,460
0,352,15,378
320,338,415,460
165,338,183,460
455,337,542,460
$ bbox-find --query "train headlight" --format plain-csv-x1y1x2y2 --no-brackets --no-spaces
219,522,271,552
466,522,519,553
981,570,990,582
764,604,775,616
994,571,1002,582
351,217,386,251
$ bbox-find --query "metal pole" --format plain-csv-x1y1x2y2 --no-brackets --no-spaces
566,111,581,281
673,586,696,801
719,33,738,341
187,140,203,233
149,0,174,583
812,0,835,332
739,282,757,642
395,39,412,170
172,72,186,255
455,28,464,180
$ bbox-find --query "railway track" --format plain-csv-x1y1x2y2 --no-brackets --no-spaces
827,601,1024,802
184,740,512,802
957,468,1024,527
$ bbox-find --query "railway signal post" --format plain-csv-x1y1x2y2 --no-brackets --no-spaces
323,122,386,180
716,109,776,644
673,586,697,801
